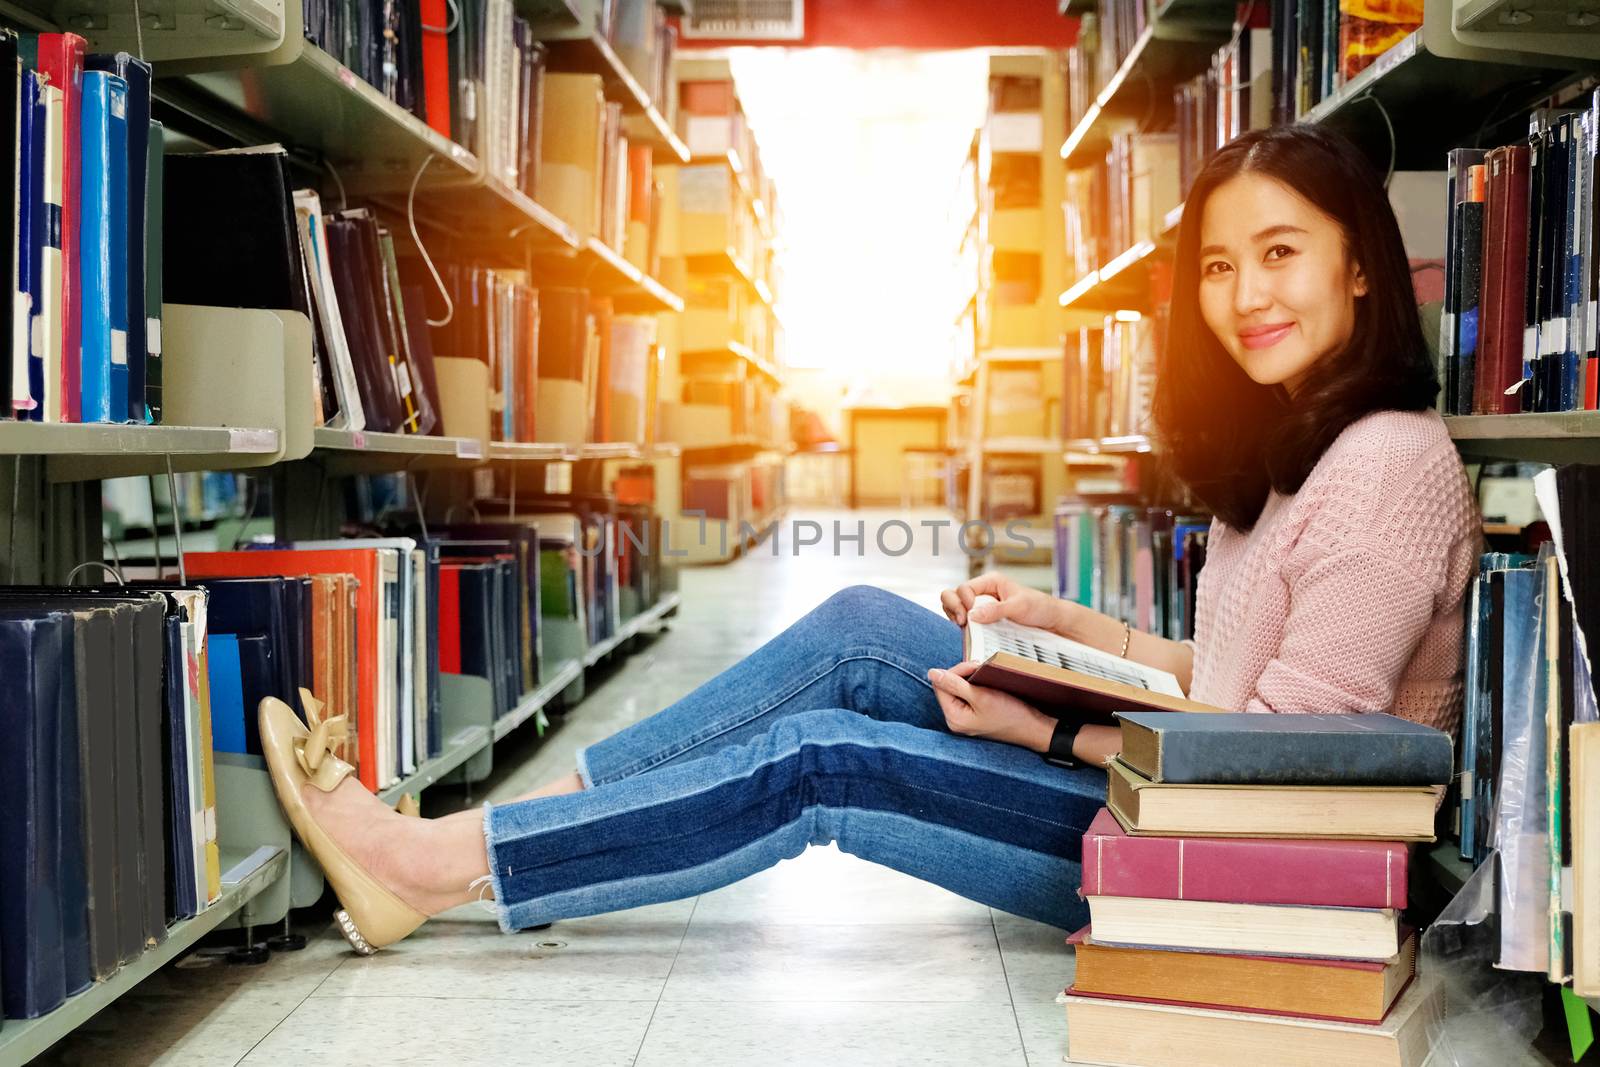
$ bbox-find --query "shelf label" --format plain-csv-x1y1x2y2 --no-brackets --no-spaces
338,66,357,89
455,438,484,459
545,462,572,494
227,428,278,453
351,430,368,449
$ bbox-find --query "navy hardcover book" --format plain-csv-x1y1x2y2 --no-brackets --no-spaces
1114,710,1454,786
0,612,70,1018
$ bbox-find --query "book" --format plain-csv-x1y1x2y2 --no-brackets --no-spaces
1068,927,1416,1023
1061,975,1441,1067
77,69,126,424
1084,894,1401,960
1475,143,1533,414
0,31,15,418
35,33,83,423
1106,758,1442,840
35,79,62,422
84,52,151,424
14,67,37,417
143,121,162,422
1080,807,1409,909
1575,721,1598,996
962,595,1220,721
1114,710,1453,786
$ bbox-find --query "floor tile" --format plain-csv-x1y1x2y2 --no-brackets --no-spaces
238,997,656,1067
663,922,1011,1004
310,899,694,1001
692,844,992,926
34,985,317,1067
635,1000,1029,1067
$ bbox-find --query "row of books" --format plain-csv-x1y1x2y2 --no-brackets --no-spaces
1063,133,1180,277
1062,311,1163,444
166,143,662,446
1441,92,1600,416
1,587,220,1021
1457,464,1600,992
1053,502,1211,644
0,32,162,425
1267,0,1421,124
1066,0,1150,134
1063,710,1453,1066
1174,7,1272,199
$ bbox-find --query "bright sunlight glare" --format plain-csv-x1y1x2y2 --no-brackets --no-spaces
726,48,990,377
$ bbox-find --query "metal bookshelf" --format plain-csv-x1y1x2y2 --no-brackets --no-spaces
583,591,683,666
0,423,282,482
376,725,493,806
493,657,586,742
0,846,288,1066
544,32,691,162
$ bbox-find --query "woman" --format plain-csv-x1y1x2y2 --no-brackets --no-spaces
260,124,1480,955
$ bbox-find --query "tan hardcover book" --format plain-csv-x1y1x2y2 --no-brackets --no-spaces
191,593,221,903
539,73,605,240
1106,759,1441,841
1575,721,1600,996
1062,975,1441,1067
432,356,492,443
962,596,1222,722
1070,928,1416,1023
1084,895,1400,961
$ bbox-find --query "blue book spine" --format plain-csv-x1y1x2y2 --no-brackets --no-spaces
105,74,127,423
11,70,35,417
205,633,247,754
78,71,113,423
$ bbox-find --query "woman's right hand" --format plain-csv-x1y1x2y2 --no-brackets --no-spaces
940,573,1123,653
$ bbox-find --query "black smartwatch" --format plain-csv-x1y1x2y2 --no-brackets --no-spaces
1043,719,1083,769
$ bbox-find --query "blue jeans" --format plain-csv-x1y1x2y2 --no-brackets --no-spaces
482,585,1107,932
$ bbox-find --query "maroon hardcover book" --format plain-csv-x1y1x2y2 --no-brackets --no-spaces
1080,808,1410,909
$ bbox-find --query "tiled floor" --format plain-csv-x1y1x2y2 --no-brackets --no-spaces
38,508,1076,1067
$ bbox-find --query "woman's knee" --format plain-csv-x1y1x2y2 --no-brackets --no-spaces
812,584,921,636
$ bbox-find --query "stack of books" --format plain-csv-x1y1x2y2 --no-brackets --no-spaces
1062,710,1454,1066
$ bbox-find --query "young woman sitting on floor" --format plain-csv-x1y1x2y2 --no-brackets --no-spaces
259,123,1480,954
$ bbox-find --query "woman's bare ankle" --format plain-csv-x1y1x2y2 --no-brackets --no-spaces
506,770,584,805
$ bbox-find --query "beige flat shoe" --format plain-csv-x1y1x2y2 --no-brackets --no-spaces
259,691,428,955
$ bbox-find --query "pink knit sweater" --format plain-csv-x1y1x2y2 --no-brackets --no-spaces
1186,409,1481,737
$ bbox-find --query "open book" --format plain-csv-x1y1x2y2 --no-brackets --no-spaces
962,596,1222,720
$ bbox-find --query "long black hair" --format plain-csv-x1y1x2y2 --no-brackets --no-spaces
1150,124,1439,531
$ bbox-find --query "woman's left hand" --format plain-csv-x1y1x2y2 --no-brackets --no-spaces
927,662,1056,753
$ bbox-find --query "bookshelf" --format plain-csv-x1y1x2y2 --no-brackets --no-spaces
651,54,790,564
0,0,698,1053
1047,0,1600,1043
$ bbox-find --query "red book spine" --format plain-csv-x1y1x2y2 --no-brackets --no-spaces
1491,144,1532,414
439,566,462,674
38,33,84,422
1080,808,1410,909
419,0,452,141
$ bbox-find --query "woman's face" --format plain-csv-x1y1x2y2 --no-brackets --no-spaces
1196,172,1367,395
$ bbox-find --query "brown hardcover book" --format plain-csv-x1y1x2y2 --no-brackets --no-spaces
1069,928,1416,1023
1062,975,1441,1067
1106,758,1441,841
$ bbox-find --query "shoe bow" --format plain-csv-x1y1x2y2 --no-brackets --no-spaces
294,687,356,792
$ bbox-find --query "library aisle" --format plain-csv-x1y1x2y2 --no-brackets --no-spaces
35,508,1073,1067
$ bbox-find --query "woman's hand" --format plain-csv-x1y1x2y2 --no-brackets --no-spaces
940,572,1124,652
927,661,1056,753
940,573,1065,631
